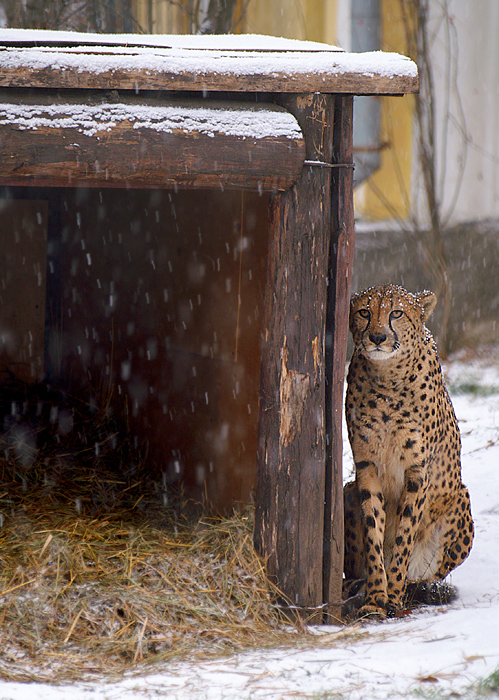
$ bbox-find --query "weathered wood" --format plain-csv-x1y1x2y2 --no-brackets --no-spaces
254,93,336,623
323,96,355,623
0,46,418,95
0,96,304,191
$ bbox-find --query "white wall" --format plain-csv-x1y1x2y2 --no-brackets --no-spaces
423,0,499,224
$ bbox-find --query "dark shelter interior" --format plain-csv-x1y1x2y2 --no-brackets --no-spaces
0,187,270,509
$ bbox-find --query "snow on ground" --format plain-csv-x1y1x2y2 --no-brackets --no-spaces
1,353,499,700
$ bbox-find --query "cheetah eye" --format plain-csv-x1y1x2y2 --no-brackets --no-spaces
358,309,370,319
390,310,404,319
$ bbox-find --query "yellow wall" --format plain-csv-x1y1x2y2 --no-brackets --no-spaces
130,0,413,222
243,0,414,222
243,0,338,45
132,0,339,45
354,0,414,221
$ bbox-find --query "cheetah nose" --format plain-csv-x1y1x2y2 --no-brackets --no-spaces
369,332,387,346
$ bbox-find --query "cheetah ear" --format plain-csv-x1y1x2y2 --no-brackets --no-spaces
417,291,437,322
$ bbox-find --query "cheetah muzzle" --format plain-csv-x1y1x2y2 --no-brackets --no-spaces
343,284,474,620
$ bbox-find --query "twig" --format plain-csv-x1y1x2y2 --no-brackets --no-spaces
63,608,83,644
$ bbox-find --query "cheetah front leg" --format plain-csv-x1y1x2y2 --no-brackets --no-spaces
385,465,428,613
355,460,387,617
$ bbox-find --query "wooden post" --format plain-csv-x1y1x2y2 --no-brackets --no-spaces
324,96,355,622
255,93,336,622
254,94,355,623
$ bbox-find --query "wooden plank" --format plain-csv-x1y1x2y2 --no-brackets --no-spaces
0,47,418,95
0,97,304,192
254,93,335,623
323,96,355,623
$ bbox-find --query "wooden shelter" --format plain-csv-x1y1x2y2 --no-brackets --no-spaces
0,29,417,622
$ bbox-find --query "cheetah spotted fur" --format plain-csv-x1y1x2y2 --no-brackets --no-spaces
344,284,474,619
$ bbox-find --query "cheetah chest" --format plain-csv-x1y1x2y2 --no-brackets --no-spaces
358,401,422,503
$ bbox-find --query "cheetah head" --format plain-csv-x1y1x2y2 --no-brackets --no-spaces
349,284,437,362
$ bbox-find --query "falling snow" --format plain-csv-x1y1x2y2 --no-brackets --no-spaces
0,355,496,700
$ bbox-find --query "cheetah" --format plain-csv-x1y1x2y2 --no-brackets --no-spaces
343,284,474,619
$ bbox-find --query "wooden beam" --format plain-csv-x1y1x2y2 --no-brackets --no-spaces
254,93,337,623
0,97,305,192
0,46,418,95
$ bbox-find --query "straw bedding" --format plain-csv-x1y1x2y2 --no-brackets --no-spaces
0,380,311,683
0,501,297,683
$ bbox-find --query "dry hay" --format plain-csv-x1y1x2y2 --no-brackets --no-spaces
0,501,304,684
0,380,311,684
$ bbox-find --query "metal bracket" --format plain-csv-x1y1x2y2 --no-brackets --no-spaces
304,160,355,169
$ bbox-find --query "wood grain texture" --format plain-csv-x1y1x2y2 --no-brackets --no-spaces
0,66,418,95
0,46,418,95
0,98,305,192
323,96,355,623
254,93,336,622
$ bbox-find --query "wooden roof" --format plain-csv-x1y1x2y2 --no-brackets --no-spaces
0,29,418,95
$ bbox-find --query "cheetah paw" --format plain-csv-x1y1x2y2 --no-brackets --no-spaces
357,604,387,621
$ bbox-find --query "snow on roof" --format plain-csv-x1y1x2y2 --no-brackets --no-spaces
0,28,344,52
0,29,417,93
0,100,303,140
